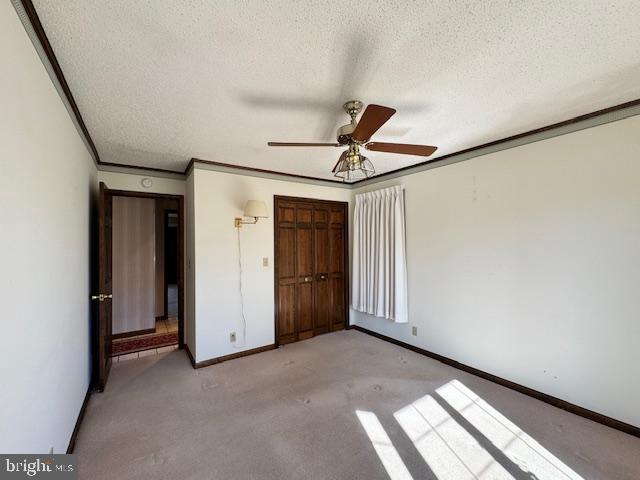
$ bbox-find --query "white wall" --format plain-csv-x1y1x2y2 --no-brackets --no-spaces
97,170,185,196
191,168,351,362
351,115,640,427
0,3,97,453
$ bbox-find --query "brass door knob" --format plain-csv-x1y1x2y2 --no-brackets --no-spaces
91,293,113,301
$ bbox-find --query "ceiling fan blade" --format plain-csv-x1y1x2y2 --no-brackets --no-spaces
365,142,438,157
268,142,341,147
351,104,396,142
332,151,348,173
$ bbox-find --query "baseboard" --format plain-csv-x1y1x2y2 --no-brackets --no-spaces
349,324,640,438
186,344,276,369
111,327,155,340
66,386,91,454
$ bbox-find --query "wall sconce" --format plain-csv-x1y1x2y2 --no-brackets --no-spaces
235,200,268,228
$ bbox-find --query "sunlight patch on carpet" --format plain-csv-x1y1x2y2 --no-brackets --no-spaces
356,380,585,480
436,380,584,480
356,410,414,480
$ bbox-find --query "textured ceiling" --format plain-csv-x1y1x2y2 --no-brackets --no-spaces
33,1,640,181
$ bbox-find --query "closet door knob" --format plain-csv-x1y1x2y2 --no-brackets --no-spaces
91,293,113,301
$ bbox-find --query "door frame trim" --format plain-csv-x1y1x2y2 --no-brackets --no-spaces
106,189,185,350
273,195,349,347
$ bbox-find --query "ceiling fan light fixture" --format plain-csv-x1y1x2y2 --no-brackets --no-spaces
361,157,375,176
333,152,375,181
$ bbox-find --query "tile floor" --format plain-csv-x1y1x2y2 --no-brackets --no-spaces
156,317,179,334
114,344,178,362
112,316,179,361
114,316,179,342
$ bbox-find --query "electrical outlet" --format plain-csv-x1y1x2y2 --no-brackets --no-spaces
230,332,236,342
263,257,269,267
411,326,417,336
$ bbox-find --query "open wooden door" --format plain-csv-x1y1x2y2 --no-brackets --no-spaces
92,182,113,391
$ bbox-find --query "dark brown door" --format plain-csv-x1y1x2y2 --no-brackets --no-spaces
328,206,346,331
94,182,113,391
276,200,297,344
314,205,330,335
275,196,347,345
296,203,315,340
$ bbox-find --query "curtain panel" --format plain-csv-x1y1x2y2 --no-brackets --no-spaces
351,185,408,323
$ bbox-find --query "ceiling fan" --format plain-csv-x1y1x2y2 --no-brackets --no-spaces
268,100,437,181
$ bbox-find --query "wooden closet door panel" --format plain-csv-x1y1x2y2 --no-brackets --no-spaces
297,282,313,336
277,225,295,279
330,275,345,331
296,229,313,277
296,204,314,338
329,206,346,331
278,283,296,338
314,206,330,333
276,202,297,343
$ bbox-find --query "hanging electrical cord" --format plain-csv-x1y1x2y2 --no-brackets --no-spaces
234,226,247,348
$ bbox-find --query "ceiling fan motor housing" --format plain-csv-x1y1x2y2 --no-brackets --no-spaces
337,100,364,144
336,123,355,144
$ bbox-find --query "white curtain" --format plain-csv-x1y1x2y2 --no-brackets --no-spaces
352,185,408,323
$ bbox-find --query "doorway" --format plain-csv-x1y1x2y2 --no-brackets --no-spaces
164,211,179,322
93,184,184,390
274,196,349,346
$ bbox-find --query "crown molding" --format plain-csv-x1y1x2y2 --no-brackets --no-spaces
188,158,353,188
97,162,185,180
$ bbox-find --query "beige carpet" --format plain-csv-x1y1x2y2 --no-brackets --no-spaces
75,330,640,479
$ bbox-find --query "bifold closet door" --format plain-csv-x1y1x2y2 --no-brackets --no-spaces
276,200,316,344
276,200,297,344
313,205,330,335
295,203,315,340
275,196,347,345
328,205,346,332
